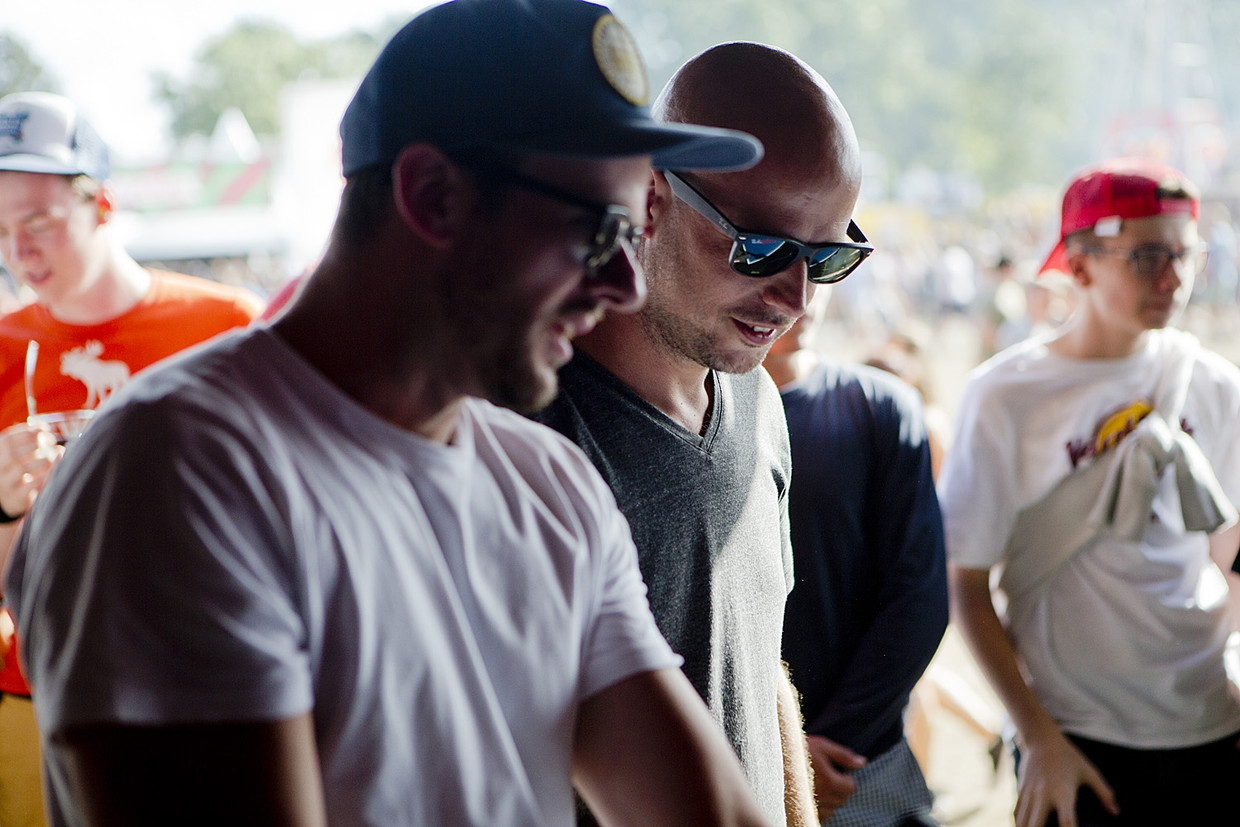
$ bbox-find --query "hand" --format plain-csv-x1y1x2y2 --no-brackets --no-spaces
1014,730,1118,827
805,734,865,820
0,606,13,658
0,421,62,519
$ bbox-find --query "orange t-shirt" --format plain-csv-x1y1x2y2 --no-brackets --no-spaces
0,270,263,695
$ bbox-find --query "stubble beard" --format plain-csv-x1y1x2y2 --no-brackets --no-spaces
485,330,559,414
637,232,771,376
637,295,767,375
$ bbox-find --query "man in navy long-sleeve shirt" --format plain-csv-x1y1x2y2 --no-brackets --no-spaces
766,315,948,826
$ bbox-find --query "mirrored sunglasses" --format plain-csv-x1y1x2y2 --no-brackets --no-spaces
664,171,873,284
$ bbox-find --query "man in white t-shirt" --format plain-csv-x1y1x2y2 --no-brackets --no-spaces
2,1,773,825
939,157,1240,827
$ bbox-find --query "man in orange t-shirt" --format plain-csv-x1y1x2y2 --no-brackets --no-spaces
0,91,262,827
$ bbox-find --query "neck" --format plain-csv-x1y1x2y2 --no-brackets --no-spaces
271,258,466,444
1046,314,1150,360
576,313,713,434
48,250,151,325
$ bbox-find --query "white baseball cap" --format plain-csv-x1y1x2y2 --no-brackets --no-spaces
0,92,111,180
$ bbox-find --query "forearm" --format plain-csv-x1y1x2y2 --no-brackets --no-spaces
805,589,948,753
574,669,767,827
1208,523,1240,632
948,565,1060,746
0,519,23,593
810,448,949,751
0,421,58,586
949,569,1124,825
776,664,816,827
59,714,327,827
1225,572,1240,635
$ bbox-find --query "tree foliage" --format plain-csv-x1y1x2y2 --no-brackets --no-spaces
0,34,60,97
154,19,392,140
624,0,1185,198
150,1,1239,198
611,0,1103,196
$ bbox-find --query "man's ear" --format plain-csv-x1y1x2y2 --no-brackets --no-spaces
94,186,115,225
390,144,474,248
646,170,668,233
1066,247,1091,287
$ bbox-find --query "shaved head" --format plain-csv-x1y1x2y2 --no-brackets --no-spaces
656,42,861,192
598,41,867,381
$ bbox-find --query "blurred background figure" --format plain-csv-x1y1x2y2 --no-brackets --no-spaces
0,90,262,827
766,289,948,827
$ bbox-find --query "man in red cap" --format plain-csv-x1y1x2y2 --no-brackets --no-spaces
939,157,1240,827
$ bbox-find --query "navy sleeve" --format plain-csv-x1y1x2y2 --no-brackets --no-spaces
782,364,949,757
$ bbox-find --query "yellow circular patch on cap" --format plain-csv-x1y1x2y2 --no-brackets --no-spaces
592,15,649,106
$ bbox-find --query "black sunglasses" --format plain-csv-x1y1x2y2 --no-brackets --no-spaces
465,164,643,279
664,171,873,284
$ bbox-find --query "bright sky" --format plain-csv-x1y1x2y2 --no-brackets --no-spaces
4,0,437,160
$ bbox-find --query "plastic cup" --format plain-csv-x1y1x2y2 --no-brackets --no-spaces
28,409,96,447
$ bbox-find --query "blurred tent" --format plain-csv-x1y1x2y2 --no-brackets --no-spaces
109,80,354,290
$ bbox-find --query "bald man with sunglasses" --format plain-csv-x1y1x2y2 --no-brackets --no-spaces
534,42,869,826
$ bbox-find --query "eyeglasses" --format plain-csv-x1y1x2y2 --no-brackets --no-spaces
663,171,873,284
1086,243,1207,279
466,164,643,279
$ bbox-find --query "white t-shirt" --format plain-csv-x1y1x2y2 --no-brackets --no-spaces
939,328,1240,748
8,327,680,827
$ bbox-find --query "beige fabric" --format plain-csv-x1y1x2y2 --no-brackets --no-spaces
0,696,46,827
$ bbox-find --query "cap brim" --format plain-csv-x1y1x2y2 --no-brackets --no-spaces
1037,239,1070,278
644,123,764,172
486,121,763,173
0,153,90,177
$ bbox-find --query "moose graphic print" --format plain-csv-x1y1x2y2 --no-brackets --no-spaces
59,340,132,409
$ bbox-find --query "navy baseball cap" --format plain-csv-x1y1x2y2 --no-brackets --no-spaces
340,0,763,177
0,92,111,181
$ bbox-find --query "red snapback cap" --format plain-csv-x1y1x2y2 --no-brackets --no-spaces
1038,157,1199,276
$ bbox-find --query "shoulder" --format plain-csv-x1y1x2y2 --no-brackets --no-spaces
468,397,641,562
148,271,265,319
728,363,777,394
529,355,619,444
725,364,785,416
34,340,263,513
107,327,266,414
957,335,1056,408
975,334,1052,382
787,362,934,453
0,301,39,326
722,370,790,472
1186,343,1240,420
720,369,786,437
0,301,50,340
804,360,923,407
469,397,613,494
471,396,568,443
1190,344,1240,388
1137,328,1240,407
